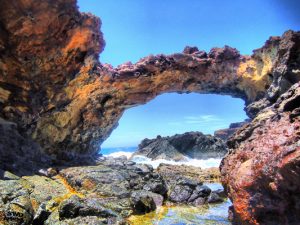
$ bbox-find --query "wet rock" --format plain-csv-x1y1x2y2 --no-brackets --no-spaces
131,190,162,213
213,189,227,198
188,185,211,202
169,185,193,203
193,197,206,206
143,180,168,196
207,193,223,203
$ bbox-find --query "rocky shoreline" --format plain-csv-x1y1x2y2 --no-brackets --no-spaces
0,157,225,224
0,0,299,224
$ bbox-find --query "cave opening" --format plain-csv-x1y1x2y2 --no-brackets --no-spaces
100,92,248,166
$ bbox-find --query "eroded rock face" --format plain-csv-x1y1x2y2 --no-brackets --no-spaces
214,121,249,140
133,132,227,160
220,82,300,225
1,2,300,224
1,0,299,160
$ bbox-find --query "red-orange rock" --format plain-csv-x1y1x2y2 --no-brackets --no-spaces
221,83,300,224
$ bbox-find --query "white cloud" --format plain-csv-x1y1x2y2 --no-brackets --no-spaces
184,114,222,124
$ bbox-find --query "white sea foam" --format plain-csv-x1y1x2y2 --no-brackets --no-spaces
105,150,222,169
130,155,222,169
105,151,133,159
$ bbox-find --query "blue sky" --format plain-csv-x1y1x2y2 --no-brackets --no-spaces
102,94,247,148
78,0,300,148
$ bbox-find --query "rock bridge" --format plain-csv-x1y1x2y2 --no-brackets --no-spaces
0,0,299,159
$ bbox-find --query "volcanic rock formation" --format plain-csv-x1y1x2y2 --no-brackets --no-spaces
133,132,227,161
1,0,299,161
220,82,300,225
0,0,300,224
0,157,224,224
214,121,249,140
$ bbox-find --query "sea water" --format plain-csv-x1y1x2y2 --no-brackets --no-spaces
101,147,222,169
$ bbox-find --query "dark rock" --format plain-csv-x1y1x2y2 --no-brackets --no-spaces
143,180,168,196
193,197,206,206
0,118,51,176
213,189,227,198
59,195,82,219
207,193,223,203
32,202,51,225
214,120,249,140
79,198,118,218
188,185,211,202
194,51,207,58
131,190,162,214
177,177,199,188
133,131,228,161
183,46,199,54
169,185,193,203
156,164,219,187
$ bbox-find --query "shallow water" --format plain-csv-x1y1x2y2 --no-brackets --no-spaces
128,183,231,225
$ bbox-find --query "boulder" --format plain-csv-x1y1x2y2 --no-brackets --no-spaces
131,190,163,213
133,132,228,161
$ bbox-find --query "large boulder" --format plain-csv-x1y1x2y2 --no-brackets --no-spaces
221,82,300,224
133,132,228,161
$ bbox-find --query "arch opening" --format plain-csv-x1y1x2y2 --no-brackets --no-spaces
101,92,248,166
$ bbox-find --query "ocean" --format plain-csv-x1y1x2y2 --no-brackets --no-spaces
101,147,222,169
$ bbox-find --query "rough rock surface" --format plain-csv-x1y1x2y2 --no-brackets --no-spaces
220,82,300,225
1,1,300,225
133,132,228,161
156,164,224,206
214,121,249,140
0,118,51,176
156,163,221,184
0,158,224,224
1,0,300,161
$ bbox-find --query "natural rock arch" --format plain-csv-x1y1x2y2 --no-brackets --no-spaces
0,0,299,159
